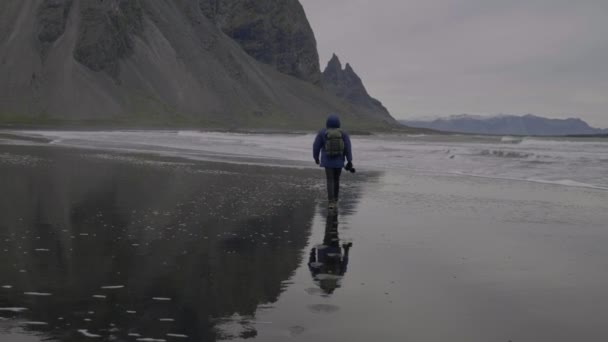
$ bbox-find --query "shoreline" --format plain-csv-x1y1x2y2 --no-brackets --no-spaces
4,125,607,139
0,122,431,136
1,130,607,192
0,141,607,341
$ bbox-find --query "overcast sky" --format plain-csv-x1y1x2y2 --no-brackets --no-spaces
300,0,608,127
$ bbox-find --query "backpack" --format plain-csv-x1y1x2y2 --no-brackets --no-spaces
325,129,345,157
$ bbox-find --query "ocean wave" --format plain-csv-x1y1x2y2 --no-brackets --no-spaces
3,130,606,191
500,136,523,144
479,149,533,159
520,138,608,147
445,171,608,191
525,178,608,191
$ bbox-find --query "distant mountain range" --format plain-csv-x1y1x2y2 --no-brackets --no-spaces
401,114,608,136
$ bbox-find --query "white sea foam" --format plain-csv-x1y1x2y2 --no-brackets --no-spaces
100,285,125,289
24,292,52,296
0,307,27,312
167,333,189,338
526,178,608,190
78,329,102,338
520,137,608,147
152,297,172,301
501,136,523,143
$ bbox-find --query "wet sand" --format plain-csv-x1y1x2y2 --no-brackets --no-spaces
1,144,607,341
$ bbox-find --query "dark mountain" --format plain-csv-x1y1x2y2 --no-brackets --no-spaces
200,0,322,85
401,114,608,136
323,54,392,121
0,0,397,129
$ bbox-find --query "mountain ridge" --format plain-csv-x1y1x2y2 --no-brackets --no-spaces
401,114,608,136
322,54,392,121
0,0,399,130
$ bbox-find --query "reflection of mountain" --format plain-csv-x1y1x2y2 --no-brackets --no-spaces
0,147,326,341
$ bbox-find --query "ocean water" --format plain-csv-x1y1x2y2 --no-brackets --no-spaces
7,130,608,190
1,130,607,341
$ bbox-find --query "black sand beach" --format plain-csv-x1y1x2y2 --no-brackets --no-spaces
1,143,607,341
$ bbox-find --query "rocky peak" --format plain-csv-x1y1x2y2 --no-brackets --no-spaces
343,63,355,74
322,54,342,83
322,54,390,118
326,54,342,70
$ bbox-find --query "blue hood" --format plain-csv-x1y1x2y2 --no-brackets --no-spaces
326,115,341,129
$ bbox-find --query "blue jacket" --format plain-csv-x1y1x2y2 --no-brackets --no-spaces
313,115,353,169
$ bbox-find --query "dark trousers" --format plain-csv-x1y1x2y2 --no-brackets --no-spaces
325,168,342,202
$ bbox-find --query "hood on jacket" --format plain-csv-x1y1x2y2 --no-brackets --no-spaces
326,115,341,129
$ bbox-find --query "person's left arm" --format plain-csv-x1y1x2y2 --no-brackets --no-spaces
313,131,323,164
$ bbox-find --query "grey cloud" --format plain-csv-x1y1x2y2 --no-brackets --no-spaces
301,0,608,127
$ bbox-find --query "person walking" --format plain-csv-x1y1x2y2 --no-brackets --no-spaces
313,114,354,210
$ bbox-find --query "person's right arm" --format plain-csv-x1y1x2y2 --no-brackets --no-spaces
313,131,323,164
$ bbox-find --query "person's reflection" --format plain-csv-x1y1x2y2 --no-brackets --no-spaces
308,211,352,294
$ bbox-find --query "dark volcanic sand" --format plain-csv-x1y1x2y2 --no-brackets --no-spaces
1,144,608,341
